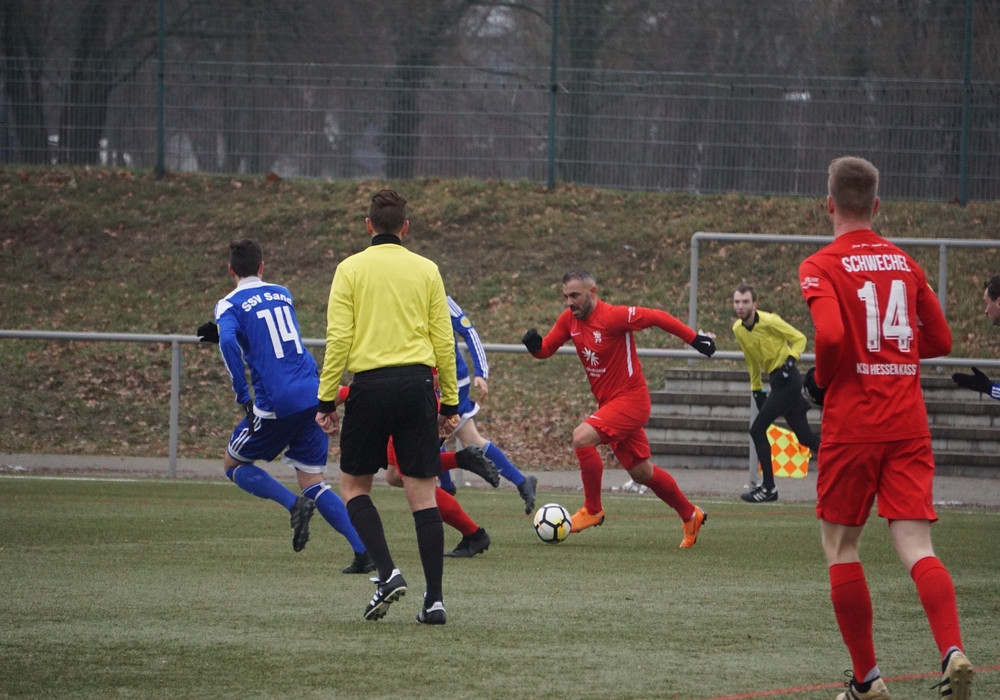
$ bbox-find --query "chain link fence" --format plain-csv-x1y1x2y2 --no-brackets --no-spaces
3,60,999,200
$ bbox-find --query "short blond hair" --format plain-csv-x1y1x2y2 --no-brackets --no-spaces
828,156,879,217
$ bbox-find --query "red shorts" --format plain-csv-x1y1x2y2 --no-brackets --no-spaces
584,394,651,470
816,437,937,527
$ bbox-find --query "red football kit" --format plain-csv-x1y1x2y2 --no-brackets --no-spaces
532,300,696,468
534,300,696,405
799,229,952,524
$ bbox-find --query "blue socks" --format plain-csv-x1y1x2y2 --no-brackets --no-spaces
303,481,366,554
226,464,297,510
483,441,525,486
438,469,456,492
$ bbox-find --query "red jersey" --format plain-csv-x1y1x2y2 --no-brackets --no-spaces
532,299,696,406
799,229,951,443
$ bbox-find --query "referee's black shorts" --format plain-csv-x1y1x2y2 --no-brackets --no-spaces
339,365,442,479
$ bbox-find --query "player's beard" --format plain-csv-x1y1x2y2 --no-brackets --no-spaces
571,296,594,319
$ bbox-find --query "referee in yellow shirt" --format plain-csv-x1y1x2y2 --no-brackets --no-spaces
732,283,820,503
315,189,458,625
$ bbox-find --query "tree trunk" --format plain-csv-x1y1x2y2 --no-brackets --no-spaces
1,1,49,164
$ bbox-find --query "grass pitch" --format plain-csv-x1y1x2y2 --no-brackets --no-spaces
1,476,997,699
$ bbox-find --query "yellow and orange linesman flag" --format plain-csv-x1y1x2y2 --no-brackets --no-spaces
760,425,810,478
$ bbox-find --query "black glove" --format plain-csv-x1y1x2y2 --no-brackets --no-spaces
778,355,796,378
803,366,826,406
952,367,993,395
242,401,256,436
752,390,767,411
197,321,219,344
690,333,716,357
522,328,542,354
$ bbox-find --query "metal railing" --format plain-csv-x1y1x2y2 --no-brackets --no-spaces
5,328,998,477
688,232,1000,330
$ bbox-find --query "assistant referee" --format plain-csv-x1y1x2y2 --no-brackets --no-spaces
315,189,458,625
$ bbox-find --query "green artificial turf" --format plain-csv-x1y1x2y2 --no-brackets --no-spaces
1,476,997,699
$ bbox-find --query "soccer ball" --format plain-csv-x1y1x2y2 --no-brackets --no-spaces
533,503,572,543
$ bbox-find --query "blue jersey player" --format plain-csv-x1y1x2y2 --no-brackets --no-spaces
438,295,537,518
197,238,374,574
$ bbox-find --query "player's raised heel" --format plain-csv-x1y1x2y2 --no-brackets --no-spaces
518,475,538,514
455,445,500,488
289,496,315,552
679,505,706,548
934,650,973,699
364,569,407,621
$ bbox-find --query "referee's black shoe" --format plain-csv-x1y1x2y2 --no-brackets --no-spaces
289,496,315,552
740,485,778,503
416,600,447,625
364,569,407,621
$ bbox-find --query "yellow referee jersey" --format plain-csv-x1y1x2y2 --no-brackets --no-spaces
732,310,807,392
318,239,458,408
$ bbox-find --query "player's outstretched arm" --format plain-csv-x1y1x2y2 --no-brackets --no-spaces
522,328,543,354
689,333,716,357
196,321,219,344
952,367,1000,400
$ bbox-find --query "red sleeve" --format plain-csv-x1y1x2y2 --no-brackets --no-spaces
637,307,696,344
535,311,572,358
806,295,843,388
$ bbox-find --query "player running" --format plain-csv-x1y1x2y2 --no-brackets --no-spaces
439,295,538,514
199,238,373,574
332,384,500,559
522,269,716,548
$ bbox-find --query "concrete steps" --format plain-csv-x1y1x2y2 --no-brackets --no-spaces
647,369,999,477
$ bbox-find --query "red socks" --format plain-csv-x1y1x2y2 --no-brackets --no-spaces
575,446,604,513
911,556,964,658
435,486,479,536
439,451,458,471
645,466,695,520
829,562,877,683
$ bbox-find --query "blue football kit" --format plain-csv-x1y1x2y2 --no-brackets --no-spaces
212,274,369,565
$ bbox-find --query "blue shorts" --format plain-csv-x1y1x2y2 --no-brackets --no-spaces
456,383,482,422
227,407,328,473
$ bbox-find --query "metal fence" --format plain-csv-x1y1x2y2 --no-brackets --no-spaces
3,324,996,476
687,233,1000,333
4,61,1000,200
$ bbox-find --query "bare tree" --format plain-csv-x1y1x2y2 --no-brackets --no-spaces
58,1,160,165
1,0,50,163
371,0,479,179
